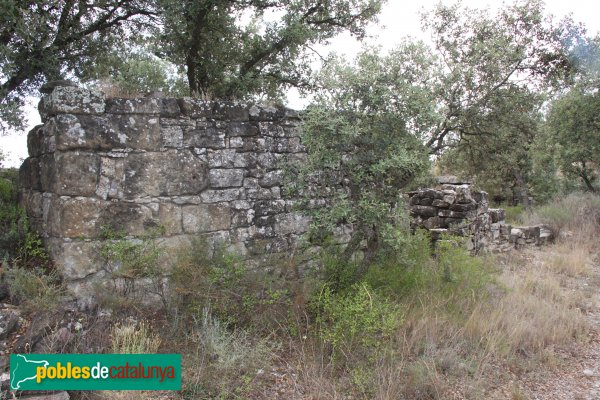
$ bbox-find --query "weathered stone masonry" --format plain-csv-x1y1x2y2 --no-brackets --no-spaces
19,85,311,293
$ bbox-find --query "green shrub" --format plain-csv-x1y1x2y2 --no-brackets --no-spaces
504,204,525,224
169,238,293,331
433,238,493,301
96,227,165,308
364,229,432,297
314,283,402,362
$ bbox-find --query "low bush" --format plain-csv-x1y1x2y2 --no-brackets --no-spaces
524,192,600,241
168,238,293,331
5,266,63,313
314,282,402,363
181,307,273,399
95,227,165,309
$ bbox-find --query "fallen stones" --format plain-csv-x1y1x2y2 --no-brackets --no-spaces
409,184,553,252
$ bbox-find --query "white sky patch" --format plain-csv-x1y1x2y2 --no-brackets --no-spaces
1,0,599,168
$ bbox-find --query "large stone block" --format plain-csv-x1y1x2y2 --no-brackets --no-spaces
207,149,249,168
123,150,209,198
20,189,44,219
161,125,184,148
46,239,101,280
49,114,161,151
249,105,285,121
209,168,245,188
46,197,156,238
254,200,286,217
184,122,226,149
19,157,42,190
39,86,105,119
182,204,232,233
160,98,181,117
27,125,46,157
213,102,249,121
178,98,214,118
105,98,161,114
158,203,182,235
246,238,289,255
410,205,438,218
274,212,310,235
48,151,100,196
46,197,100,238
227,122,258,137
96,156,126,200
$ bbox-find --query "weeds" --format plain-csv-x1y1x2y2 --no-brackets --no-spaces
182,307,273,399
111,320,162,354
5,266,63,313
95,227,166,309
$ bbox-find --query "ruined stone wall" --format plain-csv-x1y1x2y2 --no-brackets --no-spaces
408,181,553,252
19,85,311,294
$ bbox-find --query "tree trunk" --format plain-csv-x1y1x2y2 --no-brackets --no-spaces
580,171,597,193
513,170,531,210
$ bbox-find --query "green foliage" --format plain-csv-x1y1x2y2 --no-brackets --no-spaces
420,0,578,153
0,169,50,268
0,1,155,132
433,238,493,300
363,229,432,297
158,0,382,99
0,171,22,260
504,205,526,224
89,50,187,97
314,282,401,361
5,266,62,313
97,227,165,307
169,239,291,330
295,57,432,268
546,87,600,192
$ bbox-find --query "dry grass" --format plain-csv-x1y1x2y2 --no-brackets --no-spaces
543,242,591,277
288,193,599,399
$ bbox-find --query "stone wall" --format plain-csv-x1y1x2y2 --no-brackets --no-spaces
19,85,311,294
408,180,553,252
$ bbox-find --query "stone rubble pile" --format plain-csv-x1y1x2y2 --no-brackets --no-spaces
408,178,553,252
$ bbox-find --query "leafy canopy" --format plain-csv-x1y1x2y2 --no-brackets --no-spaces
0,0,155,133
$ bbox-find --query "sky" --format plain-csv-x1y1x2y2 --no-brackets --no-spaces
1,0,599,168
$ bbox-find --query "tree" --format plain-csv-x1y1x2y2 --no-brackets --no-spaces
157,0,382,99
293,47,432,271
438,87,545,207
0,0,156,132
1,0,381,131
421,0,578,154
296,0,582,272
546,87,600,192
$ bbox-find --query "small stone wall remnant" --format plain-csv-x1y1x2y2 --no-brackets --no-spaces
408,178,553,252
